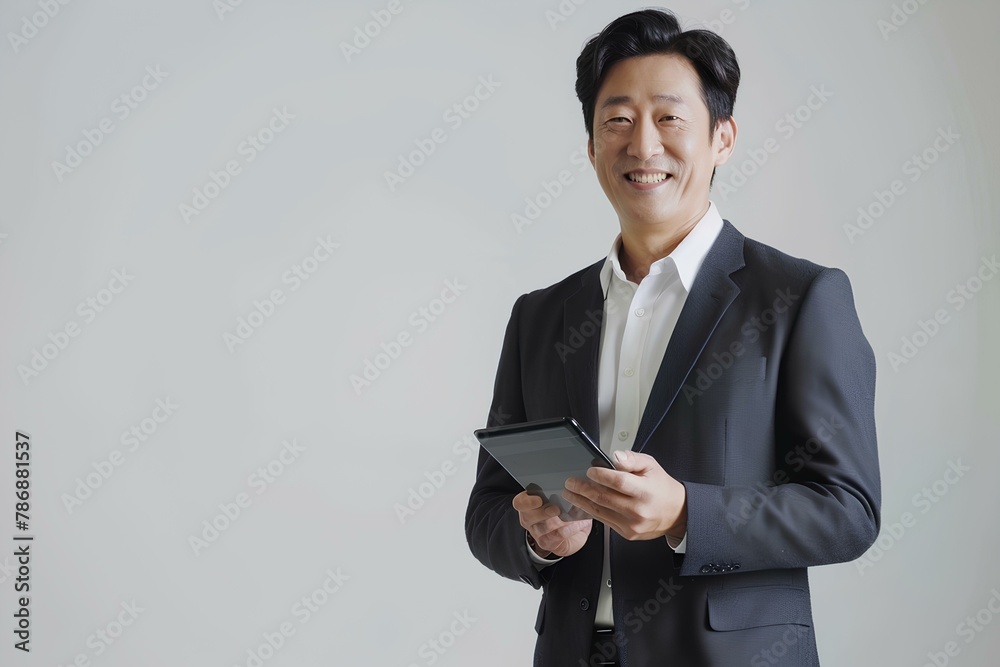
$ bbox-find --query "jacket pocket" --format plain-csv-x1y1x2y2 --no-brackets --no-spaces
706,585,812,631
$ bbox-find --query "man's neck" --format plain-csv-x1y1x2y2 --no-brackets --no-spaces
618,202,710,284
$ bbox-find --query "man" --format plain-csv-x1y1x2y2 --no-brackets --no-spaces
465,9,880,666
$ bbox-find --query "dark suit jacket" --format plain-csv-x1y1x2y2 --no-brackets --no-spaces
465,219,881,666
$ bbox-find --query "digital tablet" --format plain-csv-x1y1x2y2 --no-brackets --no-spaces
473,417,616,522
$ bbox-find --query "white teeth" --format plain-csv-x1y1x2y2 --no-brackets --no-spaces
627,172,668,184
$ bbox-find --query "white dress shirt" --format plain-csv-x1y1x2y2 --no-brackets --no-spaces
526,201,725,630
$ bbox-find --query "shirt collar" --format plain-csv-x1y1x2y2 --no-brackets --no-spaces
600,201,725,296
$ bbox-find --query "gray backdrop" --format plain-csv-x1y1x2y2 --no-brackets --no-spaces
2,1,998,665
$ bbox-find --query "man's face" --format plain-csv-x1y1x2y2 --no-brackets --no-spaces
588,53,735,230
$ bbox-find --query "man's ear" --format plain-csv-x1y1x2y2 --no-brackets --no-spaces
587,136,596,168
712,116,738,167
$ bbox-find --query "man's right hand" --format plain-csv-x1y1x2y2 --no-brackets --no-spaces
513,491,593,558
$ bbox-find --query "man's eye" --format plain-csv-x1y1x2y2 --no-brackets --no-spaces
608,117,630,124
661,115,680,122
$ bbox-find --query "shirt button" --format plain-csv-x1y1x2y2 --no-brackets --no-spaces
624,367,634,377
635,308,645,317
618,431,628,441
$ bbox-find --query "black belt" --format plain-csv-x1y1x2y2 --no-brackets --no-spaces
588,627,618,666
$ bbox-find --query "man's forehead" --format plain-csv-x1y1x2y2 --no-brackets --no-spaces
596,54,701,104
600,93,688,109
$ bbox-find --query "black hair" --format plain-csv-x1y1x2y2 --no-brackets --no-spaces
576,8,740,143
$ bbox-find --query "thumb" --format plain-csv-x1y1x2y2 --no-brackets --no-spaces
612,449,654,473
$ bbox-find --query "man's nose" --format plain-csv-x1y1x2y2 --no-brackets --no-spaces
627,117,664,161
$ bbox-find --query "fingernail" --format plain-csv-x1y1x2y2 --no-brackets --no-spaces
614,450,626,462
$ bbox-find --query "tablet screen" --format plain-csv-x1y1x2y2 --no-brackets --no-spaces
474,417,615,521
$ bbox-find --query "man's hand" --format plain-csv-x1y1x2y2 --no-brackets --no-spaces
513,491,592,558
562,450,687,541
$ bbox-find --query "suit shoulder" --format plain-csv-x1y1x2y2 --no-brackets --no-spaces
739,233,836,286
732,230,859,312
517,257,603,310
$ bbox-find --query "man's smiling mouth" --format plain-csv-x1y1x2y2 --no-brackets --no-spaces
625,172,670,184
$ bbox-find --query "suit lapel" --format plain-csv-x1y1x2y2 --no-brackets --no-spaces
560,221,746,452
562,259,605,441
632,219,746,452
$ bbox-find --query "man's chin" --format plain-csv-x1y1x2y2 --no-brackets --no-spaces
618,201,684,227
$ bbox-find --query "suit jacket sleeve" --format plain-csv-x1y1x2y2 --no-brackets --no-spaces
680,267,881,575
464,293,552,590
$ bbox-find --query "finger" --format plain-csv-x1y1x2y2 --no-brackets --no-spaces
512,492,544,511
562,487,630,527
565,476,632,509
527,511,574,536
536,517,592,545
534,516,582,537
611,449,655,473
517,505,559,530
584,467,641,497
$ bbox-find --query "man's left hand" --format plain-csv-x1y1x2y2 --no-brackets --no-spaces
562,450,687,541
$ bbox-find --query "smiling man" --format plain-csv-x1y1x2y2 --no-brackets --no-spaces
465,9,880,666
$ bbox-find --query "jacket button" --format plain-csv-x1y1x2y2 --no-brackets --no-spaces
580,598,590,611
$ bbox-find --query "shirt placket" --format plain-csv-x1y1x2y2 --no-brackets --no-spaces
612,276,657,455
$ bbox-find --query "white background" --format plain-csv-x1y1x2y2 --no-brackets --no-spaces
1,1,998,665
